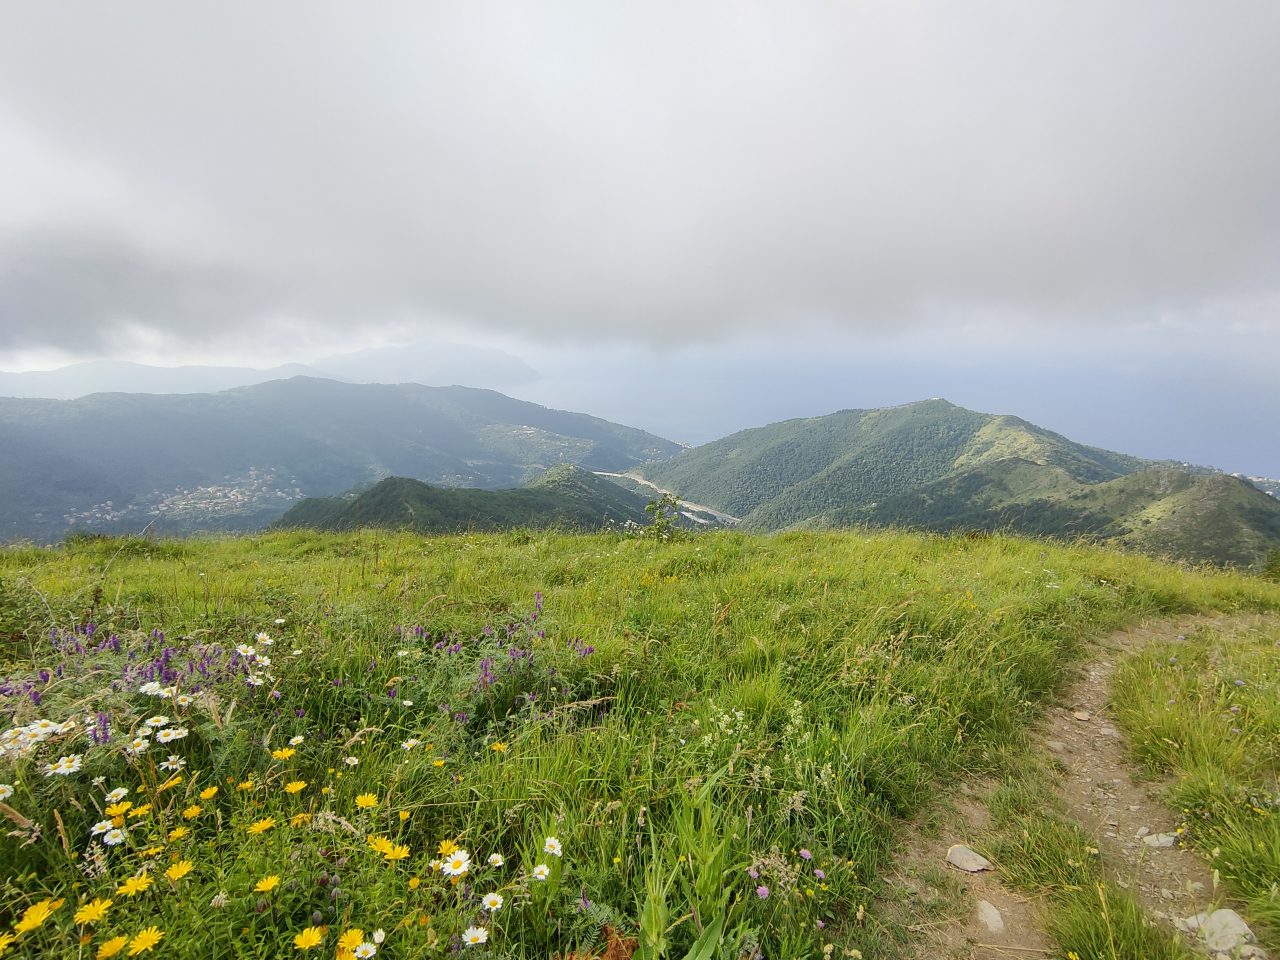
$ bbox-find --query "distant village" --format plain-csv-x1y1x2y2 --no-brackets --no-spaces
63,467,304,529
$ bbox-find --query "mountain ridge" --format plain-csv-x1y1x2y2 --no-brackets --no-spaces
639,399,1280,567
0,377,681,540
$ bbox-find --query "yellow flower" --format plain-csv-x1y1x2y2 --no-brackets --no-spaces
127,926,164,955
168,826,190,841
74,898,112,924
284,780,307,794
368,835,395,856
247,817,276,835
127,803,152,819
0,932,15,955
271,747,296,760
165,860,194,881
13,898,61,933
98,935,129,958
141,846,164,857
398,810,410,822
338,929,365,951
105,801,132,818
490,741,508,752
294,926,324,950
290,812,312,827
200,786,219,801
182,804,202,819
156,775,183,793
383,842,410,862
116,873,153,897
237,779,255,791
438,839,459,856
254,875,280,893
355,793,378,809
408,876,421,890
432,759,445,767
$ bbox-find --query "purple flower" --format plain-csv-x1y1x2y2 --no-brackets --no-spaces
813,868,825,880
748,868,759,879
755,885,769,900
799,848,812,860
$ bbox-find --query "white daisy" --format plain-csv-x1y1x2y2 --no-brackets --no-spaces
175,694,194,707
245,674,264,687
354,944,377,959
0,784,13,801
543,836,563,857
126,736,150,755
344,756,359,767
145,715,170,728
236,644,256,658
532,863,550,881
159,754,186,772
462,926,488,946
441,850,472,877
103,827,127,845
487,853,504,867
255,632,273,644
156,727,187,743
138,681,162,696
372,930,385,944
400,739,421,751
91,819,113,835
43,754,83,776
482,892,503,911
105,787,129,803
289,735,305,746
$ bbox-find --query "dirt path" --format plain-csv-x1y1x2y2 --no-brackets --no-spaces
888,613,1275,960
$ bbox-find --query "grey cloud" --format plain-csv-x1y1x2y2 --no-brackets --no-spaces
0,1,1279,354
0,230,285,352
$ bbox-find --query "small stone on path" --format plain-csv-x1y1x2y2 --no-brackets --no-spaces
1073,710,1092,721
1142,832,1177,848
1046,740,1068,753
945,844,992,872
1178,909,1260,954
976,900,1005,934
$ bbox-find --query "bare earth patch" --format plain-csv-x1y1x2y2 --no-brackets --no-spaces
1047,613,1274,959
886,788,1058,959
887,614,1276,960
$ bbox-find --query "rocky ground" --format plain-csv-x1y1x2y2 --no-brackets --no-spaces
885,615,1273,960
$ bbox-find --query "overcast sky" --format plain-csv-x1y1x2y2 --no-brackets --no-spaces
1,3,1278,473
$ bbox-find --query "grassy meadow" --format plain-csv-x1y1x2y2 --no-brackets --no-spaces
1113,619,1280,942
1,528,1279,959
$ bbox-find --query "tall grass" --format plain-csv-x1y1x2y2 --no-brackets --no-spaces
1112,620,1280,945
0,529,1276,958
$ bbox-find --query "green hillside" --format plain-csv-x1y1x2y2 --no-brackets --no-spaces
640,400,1280,567
277,466,651,533
0,378,682,540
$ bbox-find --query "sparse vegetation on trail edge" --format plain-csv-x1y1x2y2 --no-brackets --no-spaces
1114,620,1280,945
1,529,1278,959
